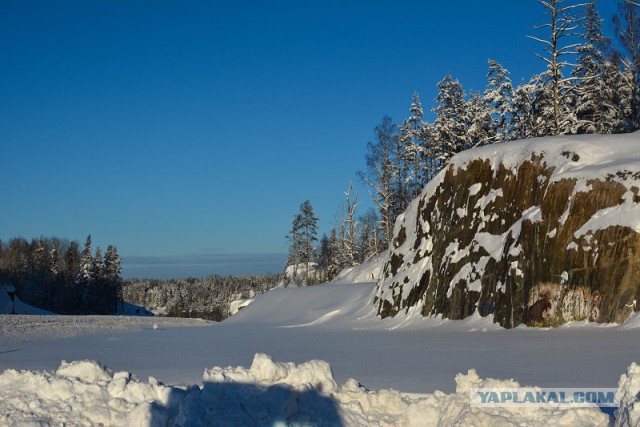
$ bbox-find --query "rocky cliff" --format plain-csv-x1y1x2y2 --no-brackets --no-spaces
374,133,640,328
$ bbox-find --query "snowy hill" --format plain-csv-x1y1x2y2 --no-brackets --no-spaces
375,132,640,327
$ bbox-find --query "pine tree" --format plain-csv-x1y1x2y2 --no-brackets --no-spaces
483,59,515,142
573,1,621,134
104,245,123,313
286,201,319,285
433,73,469,169
512,78,538,141
104,245,122,283
466,91,497,147
398,92,430,199
78,235,93,286
613,0,640,130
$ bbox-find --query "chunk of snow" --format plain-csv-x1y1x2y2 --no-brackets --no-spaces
469,183,482,196
0,354,613,426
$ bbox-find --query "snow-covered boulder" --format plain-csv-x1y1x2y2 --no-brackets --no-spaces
375,132,640,327
282,262,320,286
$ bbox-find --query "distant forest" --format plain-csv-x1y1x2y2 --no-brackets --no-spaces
286,0,640,283
0,235,122,314
0,235,282,319
123,275,282,321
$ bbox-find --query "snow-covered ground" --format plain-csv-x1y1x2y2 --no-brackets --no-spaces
0,314,210,346
2,278,640,424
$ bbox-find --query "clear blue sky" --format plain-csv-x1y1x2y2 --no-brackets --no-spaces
1,1,619,279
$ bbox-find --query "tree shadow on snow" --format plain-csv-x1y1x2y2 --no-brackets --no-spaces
152,381,344,426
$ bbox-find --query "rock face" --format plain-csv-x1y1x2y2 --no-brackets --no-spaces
374,133,640,328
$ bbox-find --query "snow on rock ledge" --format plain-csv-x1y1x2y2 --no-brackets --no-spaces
0,354,613,426
375,132,640,327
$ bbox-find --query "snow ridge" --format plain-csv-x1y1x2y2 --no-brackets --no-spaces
0,353,614,426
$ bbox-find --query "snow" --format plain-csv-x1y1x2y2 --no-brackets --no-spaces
0,353,615,426
6,133,640,426
2,280,640,424
0,314,210,346
330,251,386,284
228,298,254,316
1,282,640,387
376,132,640,323
0,284,54,315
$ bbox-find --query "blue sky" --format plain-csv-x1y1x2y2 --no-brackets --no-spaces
1,1,619,279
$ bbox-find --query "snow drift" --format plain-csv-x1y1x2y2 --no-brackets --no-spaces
0,353,620,426
375,132,640,327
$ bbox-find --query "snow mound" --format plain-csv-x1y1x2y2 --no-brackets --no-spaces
228,298,254,316
0,284,54,315
331,251,387,284
0,353,615,426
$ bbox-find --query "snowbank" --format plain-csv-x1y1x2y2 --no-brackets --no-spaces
0,353,616,426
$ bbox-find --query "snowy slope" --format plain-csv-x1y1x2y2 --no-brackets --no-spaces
0,284,54,315
330,250,386,284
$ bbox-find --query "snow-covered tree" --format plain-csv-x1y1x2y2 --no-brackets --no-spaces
466,91,497,147
104,245,122,283
483,59,515,142
92,247,105,283
358,116,398,249
77,235,93,287
613,0,640,130
529,0,583,135
339,183,359,267
512,78,538,141
357,208,382,263
572,1,622,134
398,92,430,199
318,231,342,282
433,73,469,168
286,201,319,284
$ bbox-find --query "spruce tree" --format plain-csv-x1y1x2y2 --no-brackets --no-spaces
483,59,515,142
433,73,469,168
613,0,640,130
398,92,430,199
574,1,621,134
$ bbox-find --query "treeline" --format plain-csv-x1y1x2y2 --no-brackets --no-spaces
0,235,122,314
286,0,640,282
122,274,282,321
286,190,382,284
